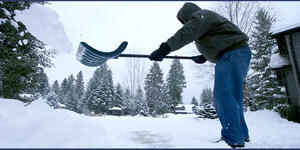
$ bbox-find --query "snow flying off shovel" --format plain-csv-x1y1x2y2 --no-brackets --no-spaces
76,41,203,67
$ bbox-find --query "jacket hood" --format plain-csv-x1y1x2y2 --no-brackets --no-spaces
177,2,201,24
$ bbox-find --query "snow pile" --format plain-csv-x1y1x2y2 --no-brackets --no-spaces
269,53,291,69
1,98,300,148
14,4,73,54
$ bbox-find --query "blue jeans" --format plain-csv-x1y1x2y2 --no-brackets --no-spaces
214,46,251,146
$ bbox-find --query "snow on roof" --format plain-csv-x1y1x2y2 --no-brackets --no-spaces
175,104,194,113
175,104,185,108
109,107,122,111
58,103,66,107
271,22,300,36
183,105,194,113
269,53,291,69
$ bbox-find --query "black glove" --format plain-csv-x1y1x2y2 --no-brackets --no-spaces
149,42,171,61
192,55,207,64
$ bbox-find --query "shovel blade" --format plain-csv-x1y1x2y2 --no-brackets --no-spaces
76,41,128,67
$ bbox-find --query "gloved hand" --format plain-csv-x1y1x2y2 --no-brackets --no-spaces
149,42,171,61
192,55,207,64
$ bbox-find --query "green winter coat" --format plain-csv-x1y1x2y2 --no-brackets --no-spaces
166,2,249,63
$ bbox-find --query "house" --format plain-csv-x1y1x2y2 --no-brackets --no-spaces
174,104,194,114
270,22,300,106
54,103,66,109
122,108,133,116
108,107,122,116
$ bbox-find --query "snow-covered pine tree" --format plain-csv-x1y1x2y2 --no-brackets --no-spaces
0,2,53,102
45,80,60,108
144,62,165,116
58,78,68,106
46,91,59,108
196,87,217,119
51,80,60,95
35,70,50,97
200,87,213,105
133,86,148,115
166,59,187,110
22,70,50,101
83,68,101,114
102,67,115,110
159,83,172,114
191,96,199,106
0,68,2,94
85,63,115,114
75,71,84,113
66,75,77,112
123,88,133,110
246,8,287,111
114,83,124,108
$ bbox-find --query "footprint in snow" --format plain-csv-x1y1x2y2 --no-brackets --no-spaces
130,131,173,147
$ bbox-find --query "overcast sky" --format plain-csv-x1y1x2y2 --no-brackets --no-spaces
44,1,300,104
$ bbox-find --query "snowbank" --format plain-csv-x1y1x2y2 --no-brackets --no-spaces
1,98,300,148
14,4,73,54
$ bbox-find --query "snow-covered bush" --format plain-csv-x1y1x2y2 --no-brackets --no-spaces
194,87,217,119
276,104,300,123
195,103,217,119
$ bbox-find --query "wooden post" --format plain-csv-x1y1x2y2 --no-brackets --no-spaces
285,33,300,106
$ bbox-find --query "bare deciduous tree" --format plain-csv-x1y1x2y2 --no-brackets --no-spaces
123,48,146,97
212,1,260,43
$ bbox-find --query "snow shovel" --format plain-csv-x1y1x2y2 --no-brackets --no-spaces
76,41,203,67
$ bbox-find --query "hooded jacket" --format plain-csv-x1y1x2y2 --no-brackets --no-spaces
166,2,249,63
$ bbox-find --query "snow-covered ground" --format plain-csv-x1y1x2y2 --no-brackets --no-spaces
4,3,300,148
1,98,300,148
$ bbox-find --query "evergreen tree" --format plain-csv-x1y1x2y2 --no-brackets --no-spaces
66,75,77,112
200,87,213,105
59,78,68,106
123,88,133,110
47,80,60,108
46,91,59,108
133,86,148,115
51,80,60,95
166,59,187,110
85,63,115,114
22,70,50,101
144,62,165,116
191,96,199,106
30,70,50,97
75,71,84,113
246,8,287,111
0,2,53,102
158,83,172,114
0,68,2,95
196,87,217,119
83,67,101,114
114,83,124,108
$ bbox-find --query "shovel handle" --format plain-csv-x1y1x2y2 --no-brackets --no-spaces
116,54,193,59
115,54,203,64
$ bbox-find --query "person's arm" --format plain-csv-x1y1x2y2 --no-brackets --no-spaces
166,13,212,51
149,12,212,61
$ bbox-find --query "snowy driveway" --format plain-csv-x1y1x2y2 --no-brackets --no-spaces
1,99,300,148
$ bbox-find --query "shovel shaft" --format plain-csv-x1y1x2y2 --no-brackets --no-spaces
116,54,194,60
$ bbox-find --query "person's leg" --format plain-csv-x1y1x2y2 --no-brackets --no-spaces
214,46,251,146
228,47,251,141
